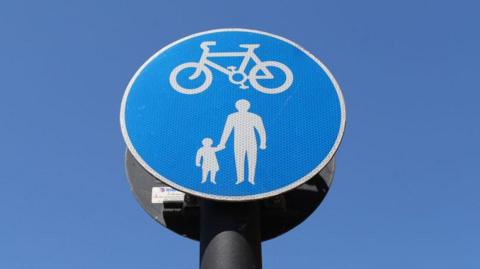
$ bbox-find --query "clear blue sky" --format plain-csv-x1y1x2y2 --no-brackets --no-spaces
1,1,479,268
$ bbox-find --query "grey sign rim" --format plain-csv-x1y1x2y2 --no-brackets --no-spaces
120,28,346,201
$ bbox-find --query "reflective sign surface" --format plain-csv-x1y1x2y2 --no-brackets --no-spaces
121,29,345,201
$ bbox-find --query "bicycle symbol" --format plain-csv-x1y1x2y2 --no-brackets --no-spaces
169,41,293,94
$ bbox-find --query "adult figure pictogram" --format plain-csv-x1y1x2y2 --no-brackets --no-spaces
218,99,267,185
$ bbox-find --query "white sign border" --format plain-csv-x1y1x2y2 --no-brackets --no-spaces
120,28,346,201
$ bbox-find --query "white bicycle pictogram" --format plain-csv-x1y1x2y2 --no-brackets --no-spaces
169,41,293,94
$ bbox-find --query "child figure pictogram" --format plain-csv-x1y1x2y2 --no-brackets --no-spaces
195,138,221,184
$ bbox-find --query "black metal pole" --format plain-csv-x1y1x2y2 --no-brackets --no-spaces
199,199,262,269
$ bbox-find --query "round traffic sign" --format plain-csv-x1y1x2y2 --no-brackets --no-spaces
120,28,345,201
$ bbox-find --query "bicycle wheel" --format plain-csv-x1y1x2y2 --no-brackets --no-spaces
169,62,212,94
249,61,293,94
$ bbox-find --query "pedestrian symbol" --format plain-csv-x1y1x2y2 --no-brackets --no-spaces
217,99,266,185
120,29,346,201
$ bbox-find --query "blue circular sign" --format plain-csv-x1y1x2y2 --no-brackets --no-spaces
120,29,346,201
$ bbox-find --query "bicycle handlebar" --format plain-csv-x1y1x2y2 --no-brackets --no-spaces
200,41,217,49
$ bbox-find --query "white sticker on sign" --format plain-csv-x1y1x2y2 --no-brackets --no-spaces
151,187,185,204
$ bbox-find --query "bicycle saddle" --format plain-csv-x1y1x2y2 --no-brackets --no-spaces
239,44,260,49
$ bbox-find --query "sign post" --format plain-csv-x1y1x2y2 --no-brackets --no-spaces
120,28,345,268
200,200,261,269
